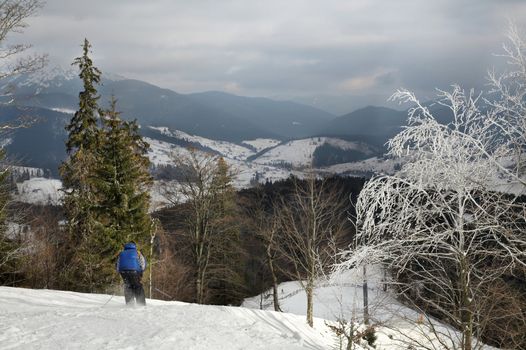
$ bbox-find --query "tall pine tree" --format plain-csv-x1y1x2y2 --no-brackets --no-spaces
207,157,245,305
90,97,153,287
61,41,154,292
59,39,103,292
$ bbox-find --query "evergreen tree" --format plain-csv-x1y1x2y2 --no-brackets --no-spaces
208,157,245,304
65,38,102,153
90,97,153,287
59,39,103,292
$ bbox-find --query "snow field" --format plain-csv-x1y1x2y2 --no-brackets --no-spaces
149,126,255,161
241,138,281,152
50,107,76,114
145,137,182,166
0,286,334,350
243,266,495,349
15,177,63,205
320,157,399,176
252,137,373,168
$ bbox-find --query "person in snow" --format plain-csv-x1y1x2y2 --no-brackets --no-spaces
116,242,147,306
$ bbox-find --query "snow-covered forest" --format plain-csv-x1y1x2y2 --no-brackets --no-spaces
0,1,526,349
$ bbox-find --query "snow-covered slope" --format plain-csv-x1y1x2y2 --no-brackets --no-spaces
8,127,383,208
15,177,63,205
242,138,281,152
0,286,335,350
14,65,78,89
243,266,495,349
150,126,255,161
146,137,295,186
2,65,125,93
320,156,402,176
146,137,182,166
253,137,375,167
50,107,76,114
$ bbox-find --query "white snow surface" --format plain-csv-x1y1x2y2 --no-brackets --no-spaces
18,65,77,88
320,157,401,176
146,137,181,166
0,286,335,350
241,138,281,152
10,166,45,178
50,107,76,114
15,177,63,205
243,266,495,349
5,65,125,91
0,137,12,148
149,126,255,161
146,137,296,188
253,137,374,167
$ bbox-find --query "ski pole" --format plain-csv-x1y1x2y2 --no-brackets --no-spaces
101,293,115,307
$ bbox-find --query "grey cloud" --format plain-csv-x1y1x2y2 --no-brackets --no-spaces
16,0,526,100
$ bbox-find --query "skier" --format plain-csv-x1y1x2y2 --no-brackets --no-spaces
116,242,147,306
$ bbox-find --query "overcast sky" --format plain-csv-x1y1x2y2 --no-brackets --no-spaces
15,0,526,107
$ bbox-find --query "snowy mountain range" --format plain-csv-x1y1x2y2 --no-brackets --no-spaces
12,125,390,209
0,65,422,143
0,65,409,172
1,66,337,141
0,66,424,207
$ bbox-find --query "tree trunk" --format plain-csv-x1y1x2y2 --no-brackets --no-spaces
457,195,472,350
306,280,314,327
266,240,282,312
195,226,207,304
195,262,203,304
149,230,155,298
271,276,281,312
196,272,204,304
459,256,473,350
363,265,369,325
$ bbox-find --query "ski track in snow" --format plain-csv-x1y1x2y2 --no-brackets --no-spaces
0,287,333,350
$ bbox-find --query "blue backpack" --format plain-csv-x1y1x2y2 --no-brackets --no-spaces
117,242,146,272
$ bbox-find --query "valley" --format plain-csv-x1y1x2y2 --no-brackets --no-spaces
1,66,405,207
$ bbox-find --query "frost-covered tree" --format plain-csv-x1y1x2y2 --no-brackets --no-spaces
337,87,526,350
0,149,16,282
0,0,46,283
487,24,526,180
0,0,46,82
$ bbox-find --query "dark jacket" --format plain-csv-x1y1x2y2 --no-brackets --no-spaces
116,243,147,272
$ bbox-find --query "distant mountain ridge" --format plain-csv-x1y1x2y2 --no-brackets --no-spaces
188,91,335,139
0,105,67,176
2,66,336,142
321,106,408,148
0,66,460,181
